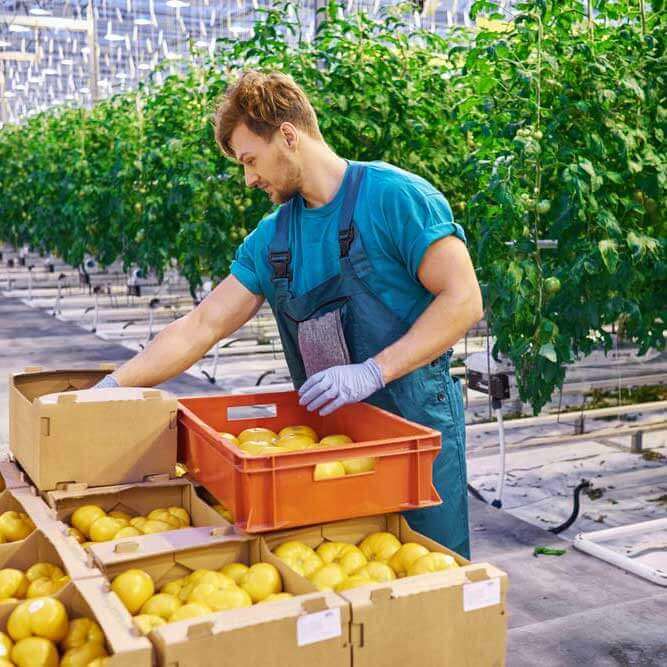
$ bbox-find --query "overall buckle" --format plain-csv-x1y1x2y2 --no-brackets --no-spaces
269,250,292,281
339,227,355,257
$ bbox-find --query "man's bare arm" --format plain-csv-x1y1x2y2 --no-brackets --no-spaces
112,275,264,387
374,236,483,384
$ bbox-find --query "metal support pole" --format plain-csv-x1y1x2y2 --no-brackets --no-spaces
630,431,643,453
86,1,99,102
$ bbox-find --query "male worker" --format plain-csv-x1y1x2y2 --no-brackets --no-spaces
96,70,482,558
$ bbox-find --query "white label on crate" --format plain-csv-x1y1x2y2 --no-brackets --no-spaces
463,578,501,612
297,608,342,647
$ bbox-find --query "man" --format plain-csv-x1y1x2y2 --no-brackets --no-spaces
97,70,482,558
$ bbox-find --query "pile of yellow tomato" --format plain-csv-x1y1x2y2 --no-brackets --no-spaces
220,425,375,479
0,564,70,603
274,532,459,593
0,597,108,666
67,506,191,546
111,562,290,635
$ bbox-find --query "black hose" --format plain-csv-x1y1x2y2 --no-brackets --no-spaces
468,478,592,535
467,483,487,503
548,479,592,534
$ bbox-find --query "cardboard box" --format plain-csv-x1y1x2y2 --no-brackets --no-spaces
89,532,351,667
0,528,100,583
9,366,178,491
37,479,232,566
0,578,152,666
262,514,508,667
0,455,29,490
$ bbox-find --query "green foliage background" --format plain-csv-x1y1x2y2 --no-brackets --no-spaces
0,0,664,412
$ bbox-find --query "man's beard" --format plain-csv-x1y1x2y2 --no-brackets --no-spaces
272,159,302,204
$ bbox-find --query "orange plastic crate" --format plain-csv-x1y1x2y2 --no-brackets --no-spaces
177,390,442,533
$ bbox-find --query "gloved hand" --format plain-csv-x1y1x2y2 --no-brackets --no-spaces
92,374,120,389
298,358,385,416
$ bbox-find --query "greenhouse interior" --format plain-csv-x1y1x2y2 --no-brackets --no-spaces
0,0,665,665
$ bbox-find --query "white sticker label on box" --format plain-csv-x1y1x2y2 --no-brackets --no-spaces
463,577,501,612
297,607,342,647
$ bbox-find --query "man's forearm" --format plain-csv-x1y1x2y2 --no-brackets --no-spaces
112,310,218,387
374,291,483,385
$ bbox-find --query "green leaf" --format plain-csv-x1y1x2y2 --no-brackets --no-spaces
598,239,619,273
579,159,596,178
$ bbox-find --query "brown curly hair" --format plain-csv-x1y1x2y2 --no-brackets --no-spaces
214,70,323,158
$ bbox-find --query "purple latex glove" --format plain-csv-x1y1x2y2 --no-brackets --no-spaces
298,358,385,416
93,374,119,389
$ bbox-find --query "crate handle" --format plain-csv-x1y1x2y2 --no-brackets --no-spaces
98,363,117,371
370,587,393,603
114,541,140,554
312,462,377,481
227,403,277,422
187,621,214,639
465,566,490,583
57,393,78,405
301,596,329,614
23,366,43,373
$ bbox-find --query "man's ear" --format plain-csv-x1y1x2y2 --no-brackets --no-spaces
280,122,298,150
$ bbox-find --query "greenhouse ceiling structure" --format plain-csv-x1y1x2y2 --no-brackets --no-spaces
0,0,483,125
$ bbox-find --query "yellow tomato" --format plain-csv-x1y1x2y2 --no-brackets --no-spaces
316,542,367,575
219,563,248,585
358,532,402,563
274,541,323,578
168,603,212,622
11,636,59,667
26,576,70,598
25,564,64,584
407,552,458,576
239,563,282,603
335,574,374,592
313,462,346,481
354,562,396,583
111,569,154,615
60,617,104,651
388,543,430,578
278,425,318,441
89,517,127,543
276,434,315,451
318,434,353,447
219,432,240,447
0,631,12,660
237,428,277,444
140,594,182,621
0,512,35,542
60,641,108,666
341,457,376,474
7,597,69,642
70,506,106,538
309,564,346,591
0,569,29,599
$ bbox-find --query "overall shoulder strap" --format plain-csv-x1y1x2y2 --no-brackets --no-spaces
268,200,293,283
338,163,366,257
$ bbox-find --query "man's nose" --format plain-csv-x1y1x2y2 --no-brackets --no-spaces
245,168,259,188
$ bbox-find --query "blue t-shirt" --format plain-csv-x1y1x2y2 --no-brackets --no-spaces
230,160,466,326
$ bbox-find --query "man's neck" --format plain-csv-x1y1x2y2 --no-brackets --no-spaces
299,151,348,209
